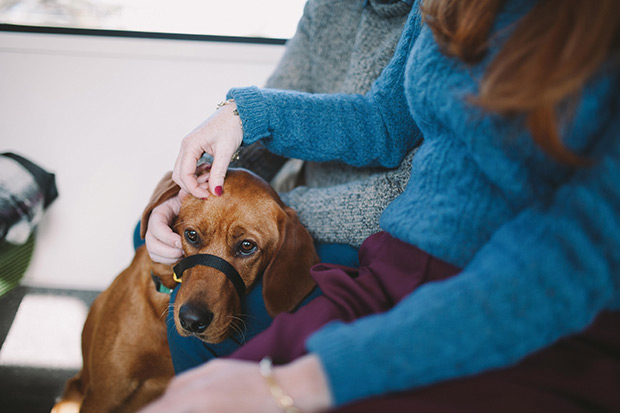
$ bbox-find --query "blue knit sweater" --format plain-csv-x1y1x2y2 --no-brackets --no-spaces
228,1,620,406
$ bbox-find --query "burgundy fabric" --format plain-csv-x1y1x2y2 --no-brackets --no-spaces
230,231,460,363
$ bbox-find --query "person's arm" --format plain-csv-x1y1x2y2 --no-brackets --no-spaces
228,28,419,169
305,133,620,405
140,355,333,413
173,7,424,197
228,5,422,167
231,1,316,182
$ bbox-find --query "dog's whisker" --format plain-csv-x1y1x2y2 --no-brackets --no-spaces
155,302,172,321
232,314,250,334
230,314,247,330
237,313,259,322
155,302,175,322
230,324,245,344
228,322,241,339
228,315,248,343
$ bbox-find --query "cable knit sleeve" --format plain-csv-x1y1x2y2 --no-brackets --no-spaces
227,8,423,169
306,126,620,405
230,2,316,182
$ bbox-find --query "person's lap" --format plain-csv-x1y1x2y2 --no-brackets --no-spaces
136,222,619,410
229,231,460,363
226,232,620,412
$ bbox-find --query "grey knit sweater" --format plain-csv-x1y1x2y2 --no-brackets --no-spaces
235,0,414,247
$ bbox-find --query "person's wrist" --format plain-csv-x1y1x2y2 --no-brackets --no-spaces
260,358,300,413
217,98,244,153
276,354,333,413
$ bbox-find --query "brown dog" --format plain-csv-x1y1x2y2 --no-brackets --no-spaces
51,168,318,412
50,246,176,413
172,169,318,343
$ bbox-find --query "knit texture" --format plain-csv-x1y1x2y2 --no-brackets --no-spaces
233,0,413,247
228,1,620,406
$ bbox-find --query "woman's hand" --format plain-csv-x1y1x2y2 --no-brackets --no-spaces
146,164,212,264
140,355,333,413
173,101,243,199
144,193,185,265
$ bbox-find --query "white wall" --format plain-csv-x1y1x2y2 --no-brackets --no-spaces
0,31,284,290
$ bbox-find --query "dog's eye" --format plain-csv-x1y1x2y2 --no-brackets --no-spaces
184,229,200,245
236,240,257,256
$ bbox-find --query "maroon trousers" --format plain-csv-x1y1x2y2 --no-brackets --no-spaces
230,232,620,412
231,232,460,363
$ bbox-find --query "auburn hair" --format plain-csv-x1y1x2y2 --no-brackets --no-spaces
421,0,620,164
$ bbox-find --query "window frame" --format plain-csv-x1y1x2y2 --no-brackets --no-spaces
0,23,287,45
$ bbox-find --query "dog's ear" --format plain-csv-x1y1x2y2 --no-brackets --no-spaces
262,207,319,317
140,171,180,239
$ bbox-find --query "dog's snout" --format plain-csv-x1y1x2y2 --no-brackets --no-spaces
178,304,214,334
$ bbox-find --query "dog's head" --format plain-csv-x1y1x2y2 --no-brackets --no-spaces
144,168,318,343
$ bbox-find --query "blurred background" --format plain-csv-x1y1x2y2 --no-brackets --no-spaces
0,0,305,38
0,1,304,410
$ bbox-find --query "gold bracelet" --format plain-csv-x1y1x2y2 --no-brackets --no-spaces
217,99,242,163
217,98,242,121
259,357,301,413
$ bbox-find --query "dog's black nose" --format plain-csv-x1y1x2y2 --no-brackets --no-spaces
178,304,214,334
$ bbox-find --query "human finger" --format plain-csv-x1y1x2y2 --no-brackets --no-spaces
173,140,210,199
145,232,183,265
207,150,233,196
151,199,182,245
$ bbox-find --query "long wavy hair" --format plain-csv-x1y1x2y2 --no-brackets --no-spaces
421,0,620,164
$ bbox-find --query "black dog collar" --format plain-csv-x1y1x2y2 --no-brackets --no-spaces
173,254,246,299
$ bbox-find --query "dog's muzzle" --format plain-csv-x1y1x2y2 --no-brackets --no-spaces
173,254,246,299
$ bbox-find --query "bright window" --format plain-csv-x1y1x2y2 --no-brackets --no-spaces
0,0,307,39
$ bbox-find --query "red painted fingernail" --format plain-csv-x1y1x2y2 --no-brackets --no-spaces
214,186,223,197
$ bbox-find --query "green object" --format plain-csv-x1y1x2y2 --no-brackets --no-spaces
0,233,35,297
